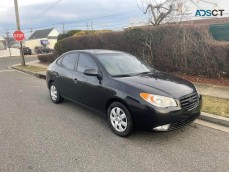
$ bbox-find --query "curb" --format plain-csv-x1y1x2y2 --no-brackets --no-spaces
11,66,46,80
199,112,229,127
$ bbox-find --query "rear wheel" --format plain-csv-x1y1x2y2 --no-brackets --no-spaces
49,82,63,103
107,102,133,137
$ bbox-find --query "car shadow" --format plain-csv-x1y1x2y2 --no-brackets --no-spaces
58,98,200,141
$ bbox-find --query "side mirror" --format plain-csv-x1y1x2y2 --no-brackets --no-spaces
83,68,102,79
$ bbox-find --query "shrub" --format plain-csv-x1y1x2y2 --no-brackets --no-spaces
57,33,68,41
37,53,56,63
54,24,229,78
73,30,112,37
67,30,83,37
57,30,84,41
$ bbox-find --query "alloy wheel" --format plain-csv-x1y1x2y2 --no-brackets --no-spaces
50,85,57,101
110,107,127,132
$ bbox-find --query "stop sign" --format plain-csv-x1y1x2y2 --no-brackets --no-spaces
13,30,25,41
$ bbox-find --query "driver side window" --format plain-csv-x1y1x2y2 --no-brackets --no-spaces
77,53,98,73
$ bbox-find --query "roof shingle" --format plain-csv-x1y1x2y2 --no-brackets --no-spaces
28,28,54,40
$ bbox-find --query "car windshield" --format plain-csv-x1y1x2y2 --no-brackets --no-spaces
95,53,152,76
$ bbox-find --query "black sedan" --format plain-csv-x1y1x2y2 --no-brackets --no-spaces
46,50,202,136
34,46,53,54
22,47,32,55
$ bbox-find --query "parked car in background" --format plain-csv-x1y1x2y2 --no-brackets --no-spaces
46,49,202,137
22,47,32,55
34,46,53,54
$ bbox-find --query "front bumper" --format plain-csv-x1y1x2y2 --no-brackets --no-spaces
129,95,202,131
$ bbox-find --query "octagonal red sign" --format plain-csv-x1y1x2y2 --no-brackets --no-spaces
13,30,25,41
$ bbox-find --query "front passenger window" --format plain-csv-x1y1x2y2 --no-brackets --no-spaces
77,54,98,73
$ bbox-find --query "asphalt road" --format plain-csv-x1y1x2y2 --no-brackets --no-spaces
0,55,37,70
0,57,229,172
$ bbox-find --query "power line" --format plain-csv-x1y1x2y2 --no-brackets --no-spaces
54,10,139,25
22,0,63,28
1,9,143,34
1,9,141,32
23,9,140,30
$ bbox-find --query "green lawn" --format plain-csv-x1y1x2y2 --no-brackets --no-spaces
202,95,229,118
14,65,47,73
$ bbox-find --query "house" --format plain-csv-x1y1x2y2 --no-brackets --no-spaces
0,36,21,57
0,36,6,50
167,0,229,22
25,28,59,53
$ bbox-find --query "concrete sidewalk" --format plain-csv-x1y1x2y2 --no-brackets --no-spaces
194,82,229,100
17,60,229,100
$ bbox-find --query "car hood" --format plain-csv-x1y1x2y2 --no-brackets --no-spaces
115,72,196,98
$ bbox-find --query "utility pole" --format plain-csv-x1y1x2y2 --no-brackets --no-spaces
30,28,33,36
91,22,93,31
14,0,25,66
62,23,65,33
86,23,90,31
5,31,12,57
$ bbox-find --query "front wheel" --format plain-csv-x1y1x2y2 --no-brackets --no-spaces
49,82,63,103
107,102,133,137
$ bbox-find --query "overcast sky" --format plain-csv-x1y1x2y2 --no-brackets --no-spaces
0,0,146,35
0,0,228,37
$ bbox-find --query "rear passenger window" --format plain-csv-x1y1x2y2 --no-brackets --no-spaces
61,54,77,70
77,53,98,73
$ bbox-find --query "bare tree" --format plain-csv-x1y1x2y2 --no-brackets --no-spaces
138,0,191,26
5,31,14,56
5,32,17,56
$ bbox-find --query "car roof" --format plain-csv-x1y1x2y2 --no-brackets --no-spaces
69,49,125,55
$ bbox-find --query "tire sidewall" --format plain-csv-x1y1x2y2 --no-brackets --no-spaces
107,102,133,137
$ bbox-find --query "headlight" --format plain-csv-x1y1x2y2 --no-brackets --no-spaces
140,93,177,108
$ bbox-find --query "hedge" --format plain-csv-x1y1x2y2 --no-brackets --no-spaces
53,25,229,78
37,53,56,63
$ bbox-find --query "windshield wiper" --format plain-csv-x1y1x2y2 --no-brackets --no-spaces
113,74,133,77
136,71,153,75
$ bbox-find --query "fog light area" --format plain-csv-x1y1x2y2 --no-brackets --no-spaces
153,124,170,131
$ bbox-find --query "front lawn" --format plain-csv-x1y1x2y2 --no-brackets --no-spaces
202,95,229,118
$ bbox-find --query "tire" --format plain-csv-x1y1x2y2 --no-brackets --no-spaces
49,82,63,103
107,102,133,137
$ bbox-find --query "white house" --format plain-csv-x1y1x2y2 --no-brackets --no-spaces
0,36,21,57
125,0,229,28
25,28,59,53
167,0,229,22
0,36,6,50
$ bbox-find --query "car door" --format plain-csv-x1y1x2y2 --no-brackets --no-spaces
55,53,78,100
72,53,109,112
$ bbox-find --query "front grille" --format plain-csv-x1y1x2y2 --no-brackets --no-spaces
169,113,200,131
180,93,199,111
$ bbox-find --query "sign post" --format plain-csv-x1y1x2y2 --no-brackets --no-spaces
14,0,25,66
